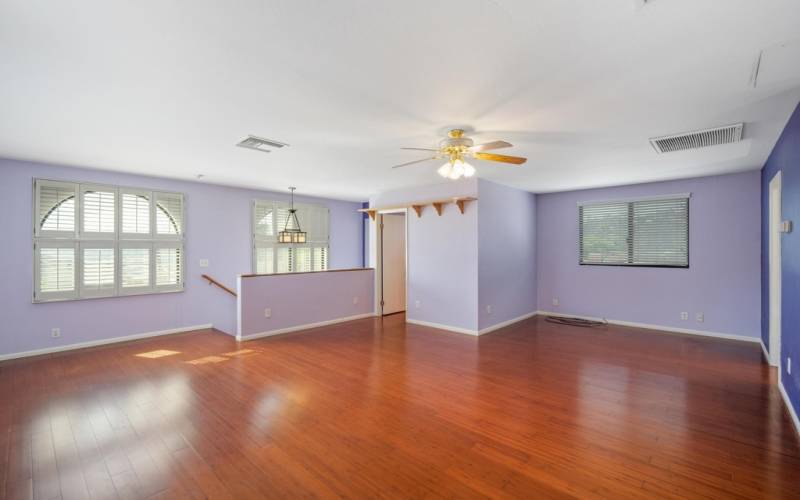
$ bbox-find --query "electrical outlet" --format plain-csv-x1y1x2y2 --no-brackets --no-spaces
353,296,359,305
788,357,792,375
680,312,688,320
552,298,559,307
415,300,421,309
264,308,272,318
486,305,492,315
696,312,704,323
51,328,60,338
199,259,209,268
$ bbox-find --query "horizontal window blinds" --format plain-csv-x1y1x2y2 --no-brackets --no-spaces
579,196,689,267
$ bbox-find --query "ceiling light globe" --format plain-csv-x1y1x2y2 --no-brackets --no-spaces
463,162,476,177
438,163,453,178
449,160,465,179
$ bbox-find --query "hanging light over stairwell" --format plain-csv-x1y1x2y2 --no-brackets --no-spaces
278,187,307,244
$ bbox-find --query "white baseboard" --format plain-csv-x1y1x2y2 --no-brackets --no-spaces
0,324,214,361
760,340,772,364
405,313,538,337
405,318,479,336
779,379,800,437
536,311,760,344
240,313,376,341
478,311,538,335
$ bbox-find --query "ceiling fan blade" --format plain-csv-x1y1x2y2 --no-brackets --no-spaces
473,152,527,165
391,157,438,169
401,147,439,152
469,140,512,152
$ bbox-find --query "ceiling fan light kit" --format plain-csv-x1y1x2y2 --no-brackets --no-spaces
394,128,527,180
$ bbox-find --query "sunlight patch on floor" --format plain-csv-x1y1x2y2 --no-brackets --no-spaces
135,349,181,359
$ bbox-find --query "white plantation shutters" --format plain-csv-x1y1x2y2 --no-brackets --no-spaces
33,179,184,301
81,185,115,235
36,242,77,300
156,192,183,236
121,190,151,236
155,244,182,289
81,243,115,298
36,180,77,236
252,199,330,274
579,194,689,267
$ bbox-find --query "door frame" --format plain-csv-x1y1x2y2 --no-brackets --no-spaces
372,208,408,316
768,171,782,367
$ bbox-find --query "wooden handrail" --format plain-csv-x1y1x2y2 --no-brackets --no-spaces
201,274,236,297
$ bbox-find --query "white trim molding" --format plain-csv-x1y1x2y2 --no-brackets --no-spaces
240,313,376,341
760,340,770,363
0,324,213,361
405,318,480,336
577,192,691,207
406,312,538,337
536,311,760,344
479,312,538,335
779,380,800,437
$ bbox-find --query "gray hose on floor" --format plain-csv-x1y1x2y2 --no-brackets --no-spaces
545,315,608,328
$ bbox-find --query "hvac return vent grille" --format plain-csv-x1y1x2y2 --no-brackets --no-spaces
649,123,744,154
236,135,288,153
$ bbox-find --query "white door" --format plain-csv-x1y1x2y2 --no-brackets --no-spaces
381,213,406,315
769,171,782,367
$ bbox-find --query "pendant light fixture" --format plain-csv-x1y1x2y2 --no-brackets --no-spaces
278,187,307,244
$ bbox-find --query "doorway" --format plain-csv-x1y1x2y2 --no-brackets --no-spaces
768,171,782,367
380,212,406,315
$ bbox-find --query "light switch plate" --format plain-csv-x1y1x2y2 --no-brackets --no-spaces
199,259,210,268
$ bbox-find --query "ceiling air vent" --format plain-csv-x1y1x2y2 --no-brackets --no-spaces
649,123,744,154
236,135,288,153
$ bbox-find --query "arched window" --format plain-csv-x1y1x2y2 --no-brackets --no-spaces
34,179,184,301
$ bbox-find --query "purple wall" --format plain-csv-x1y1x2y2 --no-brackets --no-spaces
238,269,374,338
370,180,479,331
761,101,800,421
536,171,761,338
0,158,364,356
478,179,537,330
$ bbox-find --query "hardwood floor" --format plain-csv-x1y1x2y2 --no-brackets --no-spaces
1,314,798,499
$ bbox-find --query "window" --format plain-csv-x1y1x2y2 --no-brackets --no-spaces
33,179,184,302
579,194,689,267
252,199,329,274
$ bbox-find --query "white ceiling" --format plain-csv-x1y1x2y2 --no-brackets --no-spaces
2,0,800,201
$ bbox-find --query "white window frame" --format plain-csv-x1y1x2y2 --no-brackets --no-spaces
252,199,330,274
33,178,185,302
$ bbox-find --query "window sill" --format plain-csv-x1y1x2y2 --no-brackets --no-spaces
33,287,184,304
579,263,689,269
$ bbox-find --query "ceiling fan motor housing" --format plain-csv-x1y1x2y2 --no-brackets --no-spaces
439,129,474,151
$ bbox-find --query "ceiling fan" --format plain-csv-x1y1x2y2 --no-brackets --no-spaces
392,128,527,179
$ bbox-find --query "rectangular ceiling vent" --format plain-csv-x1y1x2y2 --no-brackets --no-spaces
649,123,744,154
236,135,288,153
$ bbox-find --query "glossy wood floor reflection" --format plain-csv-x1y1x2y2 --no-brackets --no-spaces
2,315,799,499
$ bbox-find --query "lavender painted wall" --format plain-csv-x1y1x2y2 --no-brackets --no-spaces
238,269,374,337
370,179,479,331
477,179,537,330
536,171,761,338
761,101,800,421
0,158,364,356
